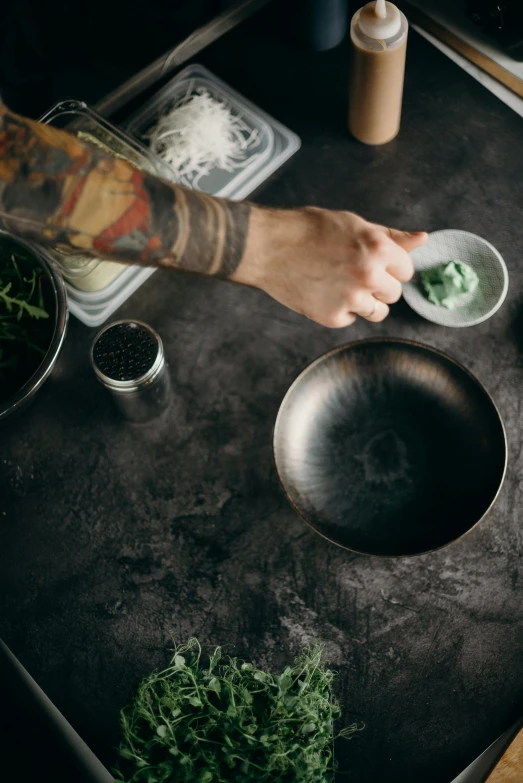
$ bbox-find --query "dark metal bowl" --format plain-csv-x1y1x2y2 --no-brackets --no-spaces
0,232,68,424
274,339,507,557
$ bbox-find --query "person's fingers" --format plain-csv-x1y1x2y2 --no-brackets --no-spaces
385,245,415,283
387,228,428,252
321,310,357,328
344,312,357,327
363,299,389,322
350,295,389,322
374,274,403,305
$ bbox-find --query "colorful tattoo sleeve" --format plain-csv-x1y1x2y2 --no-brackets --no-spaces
0,102,251,278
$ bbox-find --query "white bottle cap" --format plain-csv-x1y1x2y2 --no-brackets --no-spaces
357,0,402,39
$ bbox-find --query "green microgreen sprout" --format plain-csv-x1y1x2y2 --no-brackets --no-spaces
0,251,51,399
115,639,360,783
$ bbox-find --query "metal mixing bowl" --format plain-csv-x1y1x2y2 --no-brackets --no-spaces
274,339,507,557
0,231,68,423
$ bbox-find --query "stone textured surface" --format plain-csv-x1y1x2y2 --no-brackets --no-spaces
2,13,523,783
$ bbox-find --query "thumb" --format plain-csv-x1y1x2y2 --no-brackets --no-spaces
387,228,428,252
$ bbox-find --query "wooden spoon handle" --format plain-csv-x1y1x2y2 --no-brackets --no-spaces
486,726,523,781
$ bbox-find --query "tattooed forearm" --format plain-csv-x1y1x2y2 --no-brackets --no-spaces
0,102,251,278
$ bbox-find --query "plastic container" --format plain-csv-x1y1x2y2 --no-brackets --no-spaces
39,72,301,328
74,66,300,329
125,64,275,199
38,101,172,293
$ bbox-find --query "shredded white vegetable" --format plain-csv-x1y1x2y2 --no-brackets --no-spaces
148,87,262,189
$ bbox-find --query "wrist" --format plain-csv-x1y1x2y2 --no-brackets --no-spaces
231,206,308,290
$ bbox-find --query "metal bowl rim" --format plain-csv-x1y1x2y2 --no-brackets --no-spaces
0,231,68,421
273,337,508,558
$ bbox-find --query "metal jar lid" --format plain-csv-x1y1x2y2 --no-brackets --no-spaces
90,320,165,393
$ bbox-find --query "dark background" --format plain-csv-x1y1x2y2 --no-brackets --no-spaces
0,0,236,117
2,2,523,783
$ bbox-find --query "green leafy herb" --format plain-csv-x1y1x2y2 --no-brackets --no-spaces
0,250,52,401
115,639,359,783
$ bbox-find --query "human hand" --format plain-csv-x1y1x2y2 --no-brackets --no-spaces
234,206,427,327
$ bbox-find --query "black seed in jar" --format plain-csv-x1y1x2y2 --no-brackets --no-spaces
93,322,158,382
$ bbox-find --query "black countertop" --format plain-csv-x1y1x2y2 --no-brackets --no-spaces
2,9,523,783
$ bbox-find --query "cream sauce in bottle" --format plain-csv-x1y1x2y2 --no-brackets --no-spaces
349,0,408,145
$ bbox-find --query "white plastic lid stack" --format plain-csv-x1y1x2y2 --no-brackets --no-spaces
356,0,402,40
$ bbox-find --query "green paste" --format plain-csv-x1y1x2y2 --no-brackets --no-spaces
420,261,479,309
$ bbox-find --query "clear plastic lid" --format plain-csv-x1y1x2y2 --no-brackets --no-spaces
39,100,172,174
